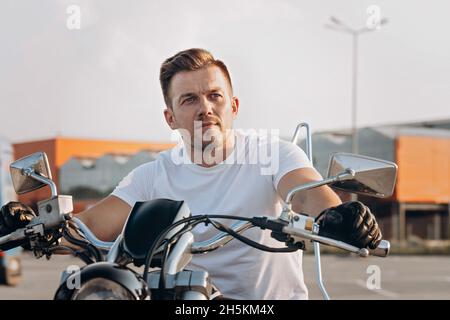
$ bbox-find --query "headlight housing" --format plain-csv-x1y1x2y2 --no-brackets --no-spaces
72,278,136,300
54,262,149,300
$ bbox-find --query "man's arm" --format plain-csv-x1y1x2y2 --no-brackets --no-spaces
62,195,131,249
277,167,342,218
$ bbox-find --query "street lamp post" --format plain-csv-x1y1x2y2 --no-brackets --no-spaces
325,16,388,155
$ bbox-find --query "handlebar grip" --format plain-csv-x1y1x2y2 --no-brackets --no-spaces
368,240,390,257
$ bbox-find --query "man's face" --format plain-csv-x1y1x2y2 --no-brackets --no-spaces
163,65,239,150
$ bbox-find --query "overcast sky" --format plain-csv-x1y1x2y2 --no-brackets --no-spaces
1,0,449,143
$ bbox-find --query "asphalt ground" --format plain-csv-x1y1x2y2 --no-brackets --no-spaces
0,253,449,300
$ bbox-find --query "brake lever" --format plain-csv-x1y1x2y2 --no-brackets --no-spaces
0,227,27,245
277,212,390,257
283,222,390,257
0,223,45,245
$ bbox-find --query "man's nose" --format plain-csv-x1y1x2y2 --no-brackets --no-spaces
197,96,213,117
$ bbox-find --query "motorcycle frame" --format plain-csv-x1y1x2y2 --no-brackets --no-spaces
290,122,330,300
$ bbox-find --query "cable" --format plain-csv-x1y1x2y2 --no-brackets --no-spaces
142,214,272,283
143,214,252,282
157,219,206,293
49,245,77,255
62,228,103,263
157,241,171,295
207,218,297,253
143,215,208,282
49,245,94,265
67,220,90,242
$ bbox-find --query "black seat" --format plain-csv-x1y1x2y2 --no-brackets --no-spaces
121,199,188,267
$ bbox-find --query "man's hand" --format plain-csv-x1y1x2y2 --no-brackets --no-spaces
0,202,37,251
315,201,382,249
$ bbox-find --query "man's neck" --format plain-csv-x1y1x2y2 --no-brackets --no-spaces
187,132,235,167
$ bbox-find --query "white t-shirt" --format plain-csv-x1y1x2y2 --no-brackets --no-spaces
112,129,313,299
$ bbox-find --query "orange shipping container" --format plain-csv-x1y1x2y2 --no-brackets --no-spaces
396,135,450,203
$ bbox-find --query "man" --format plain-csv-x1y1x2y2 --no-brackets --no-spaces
0,48,381,299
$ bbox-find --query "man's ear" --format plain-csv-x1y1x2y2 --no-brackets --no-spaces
231,97,239,119
163,107,177,130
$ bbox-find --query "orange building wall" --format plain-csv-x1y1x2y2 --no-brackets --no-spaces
13,137,175,208
396,136,450,203
55,138,174,168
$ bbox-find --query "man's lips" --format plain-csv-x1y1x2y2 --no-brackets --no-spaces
193,120,221,130
201,121,218,127
199,118,222,128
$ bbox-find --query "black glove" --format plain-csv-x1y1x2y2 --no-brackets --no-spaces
0,202,37,251
315,201,382,250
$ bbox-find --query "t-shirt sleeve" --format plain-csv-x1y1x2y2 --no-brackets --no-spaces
110,162,155,207
272,140,314,190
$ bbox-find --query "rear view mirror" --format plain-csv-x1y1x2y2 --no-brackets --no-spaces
327,153,397,198
10,152,52,195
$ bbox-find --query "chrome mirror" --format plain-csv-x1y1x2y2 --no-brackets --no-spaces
10,152,53,195
327,153,397,198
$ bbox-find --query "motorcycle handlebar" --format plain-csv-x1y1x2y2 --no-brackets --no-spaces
0,214,389,258
0,228,26,245
282,224,390,257
368,240,390,257
0,217,114,252
71,217,114,250
188,216,390,258
191,220,253,253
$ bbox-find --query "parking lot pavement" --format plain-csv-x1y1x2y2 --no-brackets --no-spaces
0,253,83,300
0,252,449,300
303,254,450,300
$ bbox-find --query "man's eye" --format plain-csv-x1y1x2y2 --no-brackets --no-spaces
210,93,222,99
183,97,196,104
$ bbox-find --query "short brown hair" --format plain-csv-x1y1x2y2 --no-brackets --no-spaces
159,48,233,107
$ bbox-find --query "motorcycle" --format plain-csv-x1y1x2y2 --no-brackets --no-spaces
0,123,397,300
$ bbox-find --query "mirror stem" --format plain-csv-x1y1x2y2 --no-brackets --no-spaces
23,168,58,197
280,169,355,221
